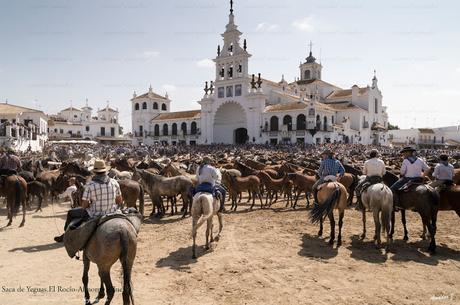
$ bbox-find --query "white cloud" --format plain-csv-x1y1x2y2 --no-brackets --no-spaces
196,58,214,68
255,22,280,32
142,51,160,60
162,84,177,92
292,16,314,32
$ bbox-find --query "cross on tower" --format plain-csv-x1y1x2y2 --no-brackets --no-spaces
230,0,234,14
308,41,313,54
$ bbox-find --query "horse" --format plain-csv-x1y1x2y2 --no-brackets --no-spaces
310,181,348,246
287,172,316,208
108,168,133,180
358,176,393,251
60,160,91,177
257,171,288,206
118,179,145,216
135,169,193,218
222,172,263,211
191,192,223,259
26,180,47,212
82,215,142,305
0,175,28,227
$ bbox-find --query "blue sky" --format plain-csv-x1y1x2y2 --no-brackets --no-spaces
0,0,459,130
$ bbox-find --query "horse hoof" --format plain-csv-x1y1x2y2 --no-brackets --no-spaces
318,231,322,237
403,236,409,242
337,240,342,247
328,239,334,245
360,234,365,240
7,222,12,227
213,236,220,242
19,222,25,228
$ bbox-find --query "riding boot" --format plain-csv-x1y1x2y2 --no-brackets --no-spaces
313,188,319,205
54,234,64,243
392,190,400,210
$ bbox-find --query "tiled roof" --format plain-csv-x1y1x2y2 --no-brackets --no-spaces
152,110,201,121
265,101,335,113
61,107,82,112
132,92,168,101
326,87,369,99
98,107,118,113
418,128,435,134
325,101,367,112
0,102,44,114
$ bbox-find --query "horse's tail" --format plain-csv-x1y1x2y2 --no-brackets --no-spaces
381,186,393,235
138,184,145,216
191,194,213,237
13,178,22,215
120,230,135,305
428,186,440,207
310,185,340,224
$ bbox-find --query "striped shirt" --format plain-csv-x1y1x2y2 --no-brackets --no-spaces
82,178,121,217
318,158,345,179
0,154,21,172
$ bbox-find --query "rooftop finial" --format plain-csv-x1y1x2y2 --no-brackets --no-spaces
309,41,313,55
85,98,89,107
230,0,234,14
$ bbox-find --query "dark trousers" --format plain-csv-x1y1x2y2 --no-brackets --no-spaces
64,208,89,231
215,184,227,211
390,177,412,191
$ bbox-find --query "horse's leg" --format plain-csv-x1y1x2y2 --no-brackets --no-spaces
82,255,91,305
338,210,344,246
373,209,381,246
7,197,12,226
318,217,323,237
258,191,264,209
95,279,105,304
215,212,223,241
99,269,115,305
306,191,311,208
205,218,211,250
192,216,198,259
328,211,336,246
389,209,395,239
20,195,26,227
421,222,427,240
35,195,42,212
421,212,436,254
361,209,366,240
401,210,408,241
294,190,300,209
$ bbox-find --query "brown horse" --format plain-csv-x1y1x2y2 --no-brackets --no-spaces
82,215,142,305
222,172,263,211
0,175,27,227
119,180,145,216
310,181,348,246
287,172,316,208
257,171,288,206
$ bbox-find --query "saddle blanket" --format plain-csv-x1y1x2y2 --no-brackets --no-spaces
317,175,337,191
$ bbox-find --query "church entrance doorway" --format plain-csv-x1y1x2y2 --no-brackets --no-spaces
234,128,248,144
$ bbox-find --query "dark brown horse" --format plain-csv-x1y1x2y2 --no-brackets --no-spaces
0,175,27,227
119,180,145,216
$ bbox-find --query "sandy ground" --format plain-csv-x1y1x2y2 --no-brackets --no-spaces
0,196,459,305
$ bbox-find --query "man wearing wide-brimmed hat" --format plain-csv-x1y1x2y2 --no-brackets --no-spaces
54,159,123,243
312,148,346,205
390,146,429,205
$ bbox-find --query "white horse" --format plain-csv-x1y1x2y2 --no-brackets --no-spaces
191,192,223,259
109,168,133,180
359,176,393,251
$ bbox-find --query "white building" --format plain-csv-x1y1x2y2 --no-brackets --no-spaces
132,2,389,146
388,126,460,148
49,101,124,143
0,102,48,152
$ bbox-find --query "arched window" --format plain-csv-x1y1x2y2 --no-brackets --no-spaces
304,70,311,80
162,124,168,136
181,122,187,135
270,116,279,132
161,103,167,111
135,103,139,110
153,102,158,110
154,124,160,136
191,122,197,135
297,114,306,130
283,115,292,131
323,116,328,131
316,114,321,130
142,102,147,110
172,123,178,136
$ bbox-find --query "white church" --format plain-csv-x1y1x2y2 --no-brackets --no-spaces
132,1,389,146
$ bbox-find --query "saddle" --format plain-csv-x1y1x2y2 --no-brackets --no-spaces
357,176,383,195
63,208,142,259
435,180,455,192
317,176,337,191
398,178,424,192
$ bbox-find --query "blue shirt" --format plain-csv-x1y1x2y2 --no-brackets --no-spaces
318,158,345,178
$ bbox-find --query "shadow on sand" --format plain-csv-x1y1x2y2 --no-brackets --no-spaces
298,233,339,260
9,242,63,253
156,245,208,271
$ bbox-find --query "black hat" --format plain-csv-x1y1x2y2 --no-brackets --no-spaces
439,154,448,161
399,146,416,154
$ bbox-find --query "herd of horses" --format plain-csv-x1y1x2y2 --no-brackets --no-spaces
1,148,460,305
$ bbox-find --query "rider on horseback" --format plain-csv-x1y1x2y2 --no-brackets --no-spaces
390,146,429,206
0,147,22,186
356,149,386,197
312,149,345,205
195,156,226,212
54,160,123,243
430,154,455,188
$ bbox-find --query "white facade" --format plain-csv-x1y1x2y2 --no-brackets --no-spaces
49,102,122,141
0,102,48,152
132,2,389,146
389,126,460,147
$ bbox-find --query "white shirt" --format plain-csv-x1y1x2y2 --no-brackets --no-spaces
196,164,221,186
401,158,429,178
433,163,455,181
363,158,386,177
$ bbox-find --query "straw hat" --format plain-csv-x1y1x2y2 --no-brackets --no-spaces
93,159,110,173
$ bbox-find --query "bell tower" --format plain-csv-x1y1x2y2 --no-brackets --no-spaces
214,0,251,84
300,41,322,81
